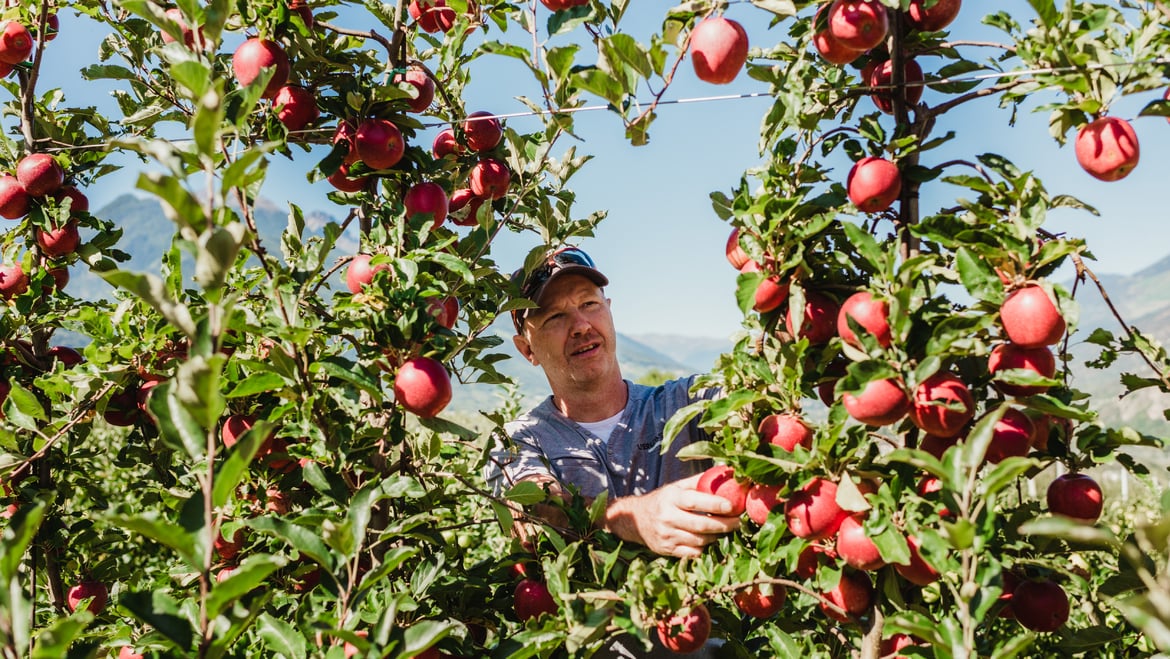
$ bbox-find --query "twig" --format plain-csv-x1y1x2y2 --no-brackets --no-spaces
925,78,1033,119
318,21,396,58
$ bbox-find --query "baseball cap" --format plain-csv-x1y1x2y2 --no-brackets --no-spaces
510,246,608,333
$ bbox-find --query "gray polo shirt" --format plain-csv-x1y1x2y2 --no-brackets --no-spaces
490,376,718,499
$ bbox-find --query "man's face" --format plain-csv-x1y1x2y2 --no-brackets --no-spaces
512,274,619,392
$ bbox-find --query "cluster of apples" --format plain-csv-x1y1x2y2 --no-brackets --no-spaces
0,152,87,299
0,14,56,77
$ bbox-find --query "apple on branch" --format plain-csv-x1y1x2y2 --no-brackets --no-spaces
689,16,749,85
232,38,290,100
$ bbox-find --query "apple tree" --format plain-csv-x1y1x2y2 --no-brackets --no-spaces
0,0,1169,657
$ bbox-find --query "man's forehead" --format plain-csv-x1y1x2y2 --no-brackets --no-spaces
534,274,605,309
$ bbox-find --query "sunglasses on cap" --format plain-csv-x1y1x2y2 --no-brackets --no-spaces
510,247,605,333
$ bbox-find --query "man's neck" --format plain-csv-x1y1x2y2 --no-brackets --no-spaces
552,377,628,423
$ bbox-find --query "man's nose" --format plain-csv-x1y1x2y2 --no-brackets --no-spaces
568,310,591,335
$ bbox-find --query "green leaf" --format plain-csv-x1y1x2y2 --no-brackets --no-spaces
315,357,381,397
120,590,196,650
0,501,45,581
980,457,1038,498
505,481,547,506
955,246,1004,302
195,223,247,292
206,553,287,619
31,613,93,658
1018,516,1119,547
257,613,307,658
109,512,201,572
431,252,474,284
749,0,796,16
147,380,208,461
403,620,454,655
100,270,197,337
212,420,272,508
226,371,286,398
840,221,885,271
662,400,706,448
3,381,45,431
135,171,203,233
247,515,335,571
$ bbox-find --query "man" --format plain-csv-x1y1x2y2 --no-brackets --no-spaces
490,246,737,657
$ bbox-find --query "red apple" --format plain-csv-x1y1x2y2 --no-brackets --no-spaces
908,0,961,31
868,57,924,114
0,175,28,219
894,535,940,586
827,0,888,51
103,386,141,426
404,182,448,229
463,110,502,152
908,371,974,438
432,128,461,159
287,0,314,28
426,296,459,329
52,185,88,213
409,0,455,33
984,408,1034,464
448,188,485,226
345,254,390,294
215,528,245,561
540,0,588,9
785,477,847,540
273,85,319,132
399,67,435,113
725,227,750,269
1012,579,1069,632
36,220,81,257
820,570,873,623
847,156,901,213
117,647,144,659
0,263,28,299
333,121,358,164
696,464,749,516
221,414,262,449
48,345,84,368
1075,116,1139,181
919,433,958,460
136,376,164,414
232,38,290,100
880,633,917,658
513,578,557,621
843,377,910,426
745,483,783,525
67,580,108,614
689,16,749,85
758,413,813,452
16,153,64,197
739,259,789,313
835,514,885,571
355,118,405,170
656,604,711,654
988,342,1056,396
837,290,891,348
469,158,511,199
160,7,205,49
813,5,862,65
785,290,840,344
794,544,837,580
0,22,32,65
733,583,785,618
1000,285,1065,348
394,356,452,418
327,163,369,193
1047,473,1103,523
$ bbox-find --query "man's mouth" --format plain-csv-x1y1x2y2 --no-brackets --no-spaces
570,342,600,357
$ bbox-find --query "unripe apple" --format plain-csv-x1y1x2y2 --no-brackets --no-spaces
725,227,749,269
0,263,28,299
1012,579,1069,632
1000,285,1065,347
1047,473,1103,523
843,377,910,427
984,408,1034,464
835,514,885,571
409,0,456,33
273,85,319,132
398,67,435,113
0,175,29,219
67,580,108,614
827,0,889,51
1075,116,1139,182
894,535,940,586
469,158,511,199
739,259,789,313
820,570,873,623
745,483,782,525
733,583,785,618
36,220,81,257
696,464,749,516
16,153,64,197
432,128,461,159
909,371,974,438
847,156,901,213
463,110,502,152
404,182,449,229
758,413,813,452
908,0,962,31
447,188,485,226
868,57,924,114
232,38,290,100
837,291,891,348
513,578,557,621
988,342,1056,396
355,118,405,170
394,356,452,418
689,16,749,85
0,22,32,65
656,604,711,654
786,290,840,344
345,254,390,294
785,477,846,540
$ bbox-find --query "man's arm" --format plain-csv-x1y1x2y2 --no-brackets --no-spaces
598,474,741,558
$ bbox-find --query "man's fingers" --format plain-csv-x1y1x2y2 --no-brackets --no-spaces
676,490,738,516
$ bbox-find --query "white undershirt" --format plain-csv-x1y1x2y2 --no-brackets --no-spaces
576,408,625,444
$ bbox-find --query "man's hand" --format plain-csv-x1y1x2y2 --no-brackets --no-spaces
600,474,742,558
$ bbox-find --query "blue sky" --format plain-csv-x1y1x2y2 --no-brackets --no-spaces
43,2,1170,339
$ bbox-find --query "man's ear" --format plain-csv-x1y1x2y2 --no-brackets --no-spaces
513,333,539,366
